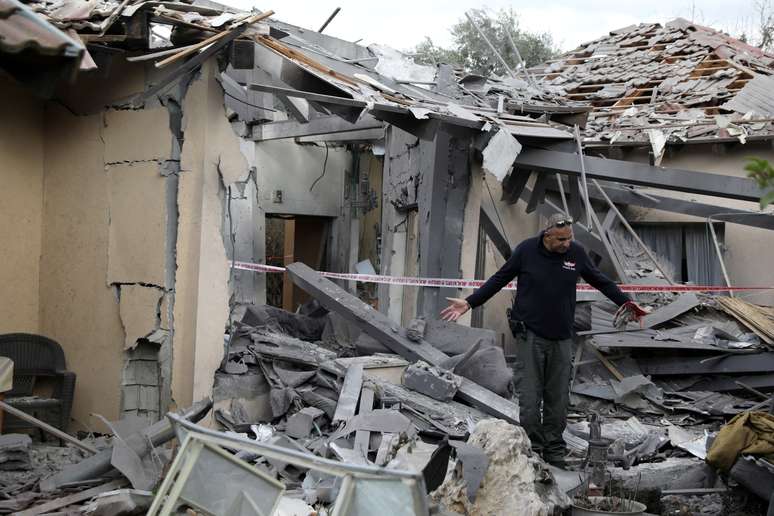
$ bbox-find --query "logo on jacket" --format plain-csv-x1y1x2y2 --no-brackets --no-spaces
563,260,576,271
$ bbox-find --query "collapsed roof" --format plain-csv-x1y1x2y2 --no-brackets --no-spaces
532,18,774,149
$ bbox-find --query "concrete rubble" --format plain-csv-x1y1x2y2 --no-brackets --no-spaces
2,0,774,514
433,419,570,515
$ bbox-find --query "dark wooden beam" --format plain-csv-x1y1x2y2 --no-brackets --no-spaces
547,181,774,231
286,262,521,424
479,204,511,261
416,126,471,318
514,148,767,202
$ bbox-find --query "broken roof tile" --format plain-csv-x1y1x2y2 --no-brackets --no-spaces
533,17,774,146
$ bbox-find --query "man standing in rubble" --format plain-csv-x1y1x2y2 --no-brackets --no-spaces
440,213,645,468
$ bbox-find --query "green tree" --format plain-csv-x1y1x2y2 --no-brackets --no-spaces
745,158,774,209
412,8,558,75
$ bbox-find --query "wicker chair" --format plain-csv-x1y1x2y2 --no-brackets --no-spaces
0,333,76,433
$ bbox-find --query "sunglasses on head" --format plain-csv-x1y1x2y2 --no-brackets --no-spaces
548,218,573,229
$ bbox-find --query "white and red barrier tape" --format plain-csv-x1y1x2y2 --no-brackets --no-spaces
231,261,774,293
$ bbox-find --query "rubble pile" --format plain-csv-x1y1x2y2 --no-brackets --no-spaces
1,262,773,515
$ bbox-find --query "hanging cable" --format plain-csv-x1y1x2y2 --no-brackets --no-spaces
309,143,330,192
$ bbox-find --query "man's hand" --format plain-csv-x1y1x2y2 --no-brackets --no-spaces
613,301,651,328
440,297,470,322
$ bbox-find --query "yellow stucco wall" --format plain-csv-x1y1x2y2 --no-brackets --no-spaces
0,77,44,334
38,106,125,427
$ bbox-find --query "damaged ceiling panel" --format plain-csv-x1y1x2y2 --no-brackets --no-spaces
533,18,774,147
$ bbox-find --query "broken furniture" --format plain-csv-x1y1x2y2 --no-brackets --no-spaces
40,398,213,492
147,413,430,516
0,333,75,434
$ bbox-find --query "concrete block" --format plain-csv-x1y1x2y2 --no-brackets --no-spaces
285,407,325,439
122,385,159,411
402,361,461,401
123,360,159,385
406,318,427,342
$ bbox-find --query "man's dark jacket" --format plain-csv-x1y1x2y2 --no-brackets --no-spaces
466,233,629,340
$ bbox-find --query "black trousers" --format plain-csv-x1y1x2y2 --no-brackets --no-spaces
513,329,572,460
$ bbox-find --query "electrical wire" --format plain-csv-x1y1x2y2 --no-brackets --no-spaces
309,142,329,192
223,91,277,112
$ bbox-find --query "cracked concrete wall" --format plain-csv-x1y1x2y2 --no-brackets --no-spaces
28,57,242,428
0,77,44,334
172,60,247,409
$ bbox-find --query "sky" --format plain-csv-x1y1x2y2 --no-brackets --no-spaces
222,0,769,52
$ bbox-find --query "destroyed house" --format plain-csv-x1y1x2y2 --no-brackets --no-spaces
2,3,774,514
1,0,773,429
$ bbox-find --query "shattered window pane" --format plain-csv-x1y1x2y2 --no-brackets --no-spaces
179,444,283,515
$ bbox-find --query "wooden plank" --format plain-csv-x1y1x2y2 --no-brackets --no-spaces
286,262,520,424
585,342,625,381
354,387,375,461
502,168,532,205
525,172,549,213
716,297,774,345
514,147,766,203
568,176,583,221
638,352,774,376
16,479,127,516
333,363,364,423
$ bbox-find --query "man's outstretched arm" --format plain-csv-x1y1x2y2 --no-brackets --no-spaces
441,245,522,321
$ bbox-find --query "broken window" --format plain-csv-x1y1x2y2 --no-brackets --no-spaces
631,222,725,285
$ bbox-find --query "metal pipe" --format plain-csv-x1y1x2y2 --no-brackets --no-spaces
707,216,733,297
573,125,594,229
504,28,537,86
556,173,569,215
318,7,341,33
464,11,517,78
0,399,97,454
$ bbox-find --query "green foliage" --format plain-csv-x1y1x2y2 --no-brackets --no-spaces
412,8,558,76
745,157,774,209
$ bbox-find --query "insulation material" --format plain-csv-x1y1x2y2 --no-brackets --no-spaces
369,44,435,84
432,419,570,515
107,162,167,285
482,129,522,182
647,129,667,166
103,107,171,163
119,285,163,350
